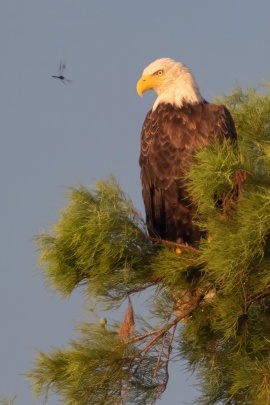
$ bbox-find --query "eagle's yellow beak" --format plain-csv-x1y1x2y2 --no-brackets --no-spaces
136,75,161,97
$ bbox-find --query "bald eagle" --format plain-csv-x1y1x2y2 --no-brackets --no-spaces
137,58,237,245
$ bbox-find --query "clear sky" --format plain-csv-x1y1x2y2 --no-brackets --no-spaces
1,1,270,403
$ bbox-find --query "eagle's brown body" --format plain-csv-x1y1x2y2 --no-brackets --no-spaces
139,101,237,244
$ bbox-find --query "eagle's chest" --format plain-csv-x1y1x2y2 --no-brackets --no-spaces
140,102,221,174
143,121,202,158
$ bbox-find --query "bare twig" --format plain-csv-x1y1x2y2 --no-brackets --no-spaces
128,303,202,363
154,334,167,378
158,322,178,397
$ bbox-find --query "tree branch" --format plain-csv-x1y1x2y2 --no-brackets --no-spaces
143,233,200,253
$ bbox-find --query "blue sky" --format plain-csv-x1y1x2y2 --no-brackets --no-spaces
1,1,270,403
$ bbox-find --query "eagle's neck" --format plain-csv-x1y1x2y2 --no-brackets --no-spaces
152,72,203,111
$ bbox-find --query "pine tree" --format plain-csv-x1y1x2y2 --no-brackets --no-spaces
28,85,270,404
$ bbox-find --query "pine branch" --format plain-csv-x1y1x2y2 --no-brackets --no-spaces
144,234,200,253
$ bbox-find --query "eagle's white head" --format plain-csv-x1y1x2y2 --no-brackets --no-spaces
137,58,203,110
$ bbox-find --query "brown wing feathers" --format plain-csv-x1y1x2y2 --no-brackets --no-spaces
139,102,237,244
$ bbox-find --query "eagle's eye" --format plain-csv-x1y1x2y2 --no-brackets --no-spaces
155,70,164,76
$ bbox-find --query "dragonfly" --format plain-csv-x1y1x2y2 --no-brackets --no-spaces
52,61,71,85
